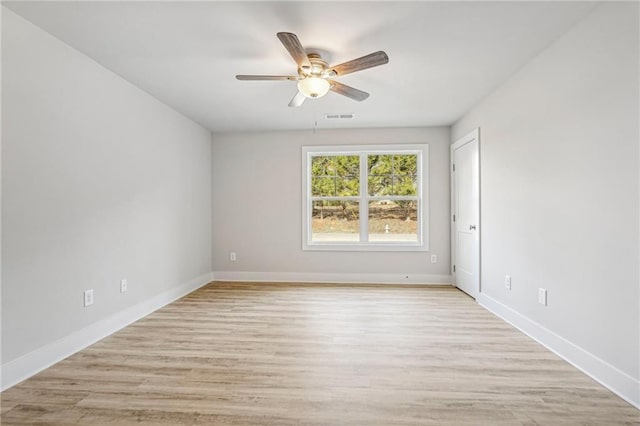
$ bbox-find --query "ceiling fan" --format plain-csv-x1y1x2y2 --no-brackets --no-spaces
236,32,389,107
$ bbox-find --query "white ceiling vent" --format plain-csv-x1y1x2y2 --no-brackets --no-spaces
324,113,355,120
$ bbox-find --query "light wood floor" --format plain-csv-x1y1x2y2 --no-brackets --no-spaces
2,282,638,425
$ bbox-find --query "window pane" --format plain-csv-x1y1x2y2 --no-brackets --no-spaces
368,155,391,196
393,154,418,175
312,200,360,242
368,175,392,196
335,178,359,197
368,154,392,174
311,177,335,197
367,154,418,196
311,156,332,176
334,155,360,177
393,175,417,196
311,155,359,196
368,200,418,242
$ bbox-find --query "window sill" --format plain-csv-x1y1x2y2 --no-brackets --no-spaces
303,242,429,252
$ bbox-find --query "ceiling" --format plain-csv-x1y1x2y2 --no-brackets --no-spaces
4,1,597,133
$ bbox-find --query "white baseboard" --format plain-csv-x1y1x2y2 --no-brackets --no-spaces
213,271,452,285
478,293,639,409
0,272,214,391
11,274,632,410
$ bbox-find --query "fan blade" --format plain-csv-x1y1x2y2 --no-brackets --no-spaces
277,32,311,70
329,81,369,102
288,91,306,107
329,51,389,76
236,75,298,81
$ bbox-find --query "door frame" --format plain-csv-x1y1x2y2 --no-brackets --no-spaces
450,128,481,295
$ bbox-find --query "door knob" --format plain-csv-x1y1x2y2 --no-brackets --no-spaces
469,225,476,230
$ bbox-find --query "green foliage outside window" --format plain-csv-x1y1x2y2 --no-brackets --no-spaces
311,155,359,197
310,153,418,221
367,154,417,196
368,154,418,220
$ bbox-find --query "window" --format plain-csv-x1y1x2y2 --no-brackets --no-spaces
302,144,428,251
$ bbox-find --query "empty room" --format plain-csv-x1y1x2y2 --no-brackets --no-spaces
1,1,639,424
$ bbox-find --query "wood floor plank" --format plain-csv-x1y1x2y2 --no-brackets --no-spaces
2,282,638,425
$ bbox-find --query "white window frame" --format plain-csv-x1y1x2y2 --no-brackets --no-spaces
302,144,429,251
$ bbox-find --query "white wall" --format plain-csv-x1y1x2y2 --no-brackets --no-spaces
212,127,450,284
452,3,639,405
1,8,212,383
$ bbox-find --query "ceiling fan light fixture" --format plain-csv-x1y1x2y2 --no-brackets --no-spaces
298,77,330,99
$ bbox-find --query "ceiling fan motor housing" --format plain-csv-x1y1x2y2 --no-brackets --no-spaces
300,54,332,78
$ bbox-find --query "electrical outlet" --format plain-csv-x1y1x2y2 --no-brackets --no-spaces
230,252,237,262
430,254,437,263
504,275,511,290
120,279,128,293
84,289,94,307
538,288,547,306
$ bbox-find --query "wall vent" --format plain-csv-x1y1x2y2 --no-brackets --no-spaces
324,113,354,120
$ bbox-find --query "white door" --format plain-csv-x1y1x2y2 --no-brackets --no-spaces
451,129,480,298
